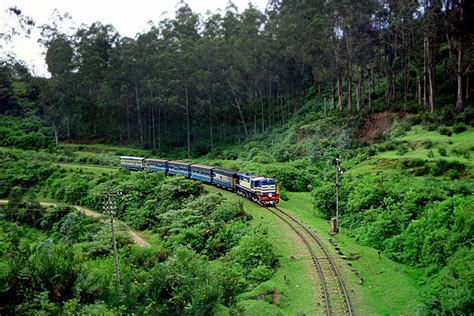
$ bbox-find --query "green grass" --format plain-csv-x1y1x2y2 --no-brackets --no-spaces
349,125,474,176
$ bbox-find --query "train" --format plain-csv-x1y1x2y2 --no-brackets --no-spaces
120,156,280,206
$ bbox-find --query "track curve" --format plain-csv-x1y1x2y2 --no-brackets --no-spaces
265,206,353,316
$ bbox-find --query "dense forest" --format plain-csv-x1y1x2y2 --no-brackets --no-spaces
1,0,472,157
0,0,473,315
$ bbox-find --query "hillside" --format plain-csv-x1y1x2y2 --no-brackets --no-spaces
1,110,472,314
1,0,473,314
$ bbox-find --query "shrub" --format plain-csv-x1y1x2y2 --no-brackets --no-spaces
397,144,409,155
367,147,377,156
313,181,342,220
422,123,438,131
452,123,467,134
390,119,411,138
401,159,426,169
257,164,313,192
422,139,433,149
438,147,447,157
432,160,466,177
438,126,452,136
211,201,247,223
229,233,277,286
436,247,474,314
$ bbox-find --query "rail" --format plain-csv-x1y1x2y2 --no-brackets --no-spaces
265,206,353,316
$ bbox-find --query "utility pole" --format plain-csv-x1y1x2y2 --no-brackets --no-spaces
102,192,123,284
332,157,343,233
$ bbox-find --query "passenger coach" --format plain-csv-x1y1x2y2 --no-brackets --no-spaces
120,157,280,206
120,156,145,170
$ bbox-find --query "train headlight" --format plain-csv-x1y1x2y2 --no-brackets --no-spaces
268,193,273,198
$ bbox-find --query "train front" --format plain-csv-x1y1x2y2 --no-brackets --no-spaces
255,177,280,205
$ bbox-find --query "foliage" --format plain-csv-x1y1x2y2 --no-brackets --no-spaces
438,126,452,137
228,231,278,286
452,123,467,134
0,157,277,313
0,115,52,149
0,151,57,198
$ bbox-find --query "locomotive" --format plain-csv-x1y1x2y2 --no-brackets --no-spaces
119,156,280,206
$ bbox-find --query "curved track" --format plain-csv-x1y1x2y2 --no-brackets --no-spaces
265,206,353,316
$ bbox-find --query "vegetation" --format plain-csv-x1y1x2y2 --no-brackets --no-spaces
311,123,473,314
0,163,278,314
0,0,473,314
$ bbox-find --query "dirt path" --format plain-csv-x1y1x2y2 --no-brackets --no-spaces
0,199,151,248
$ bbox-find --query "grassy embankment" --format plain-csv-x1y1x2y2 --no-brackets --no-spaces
350,125,474,176
208,187,423,315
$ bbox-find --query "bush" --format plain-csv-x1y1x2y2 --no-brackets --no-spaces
259,165,313,192
397,144,409,155
438,147,447,157
228,232,277,287
384,195,473,267
438,126,452,136
452,123,467,134
312,181,341,220
436,247,474,314
390,119,411,138
0,115,53,150
422,139,433,149
431,160,466,178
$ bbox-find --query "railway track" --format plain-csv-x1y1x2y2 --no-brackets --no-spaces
265,206,353,316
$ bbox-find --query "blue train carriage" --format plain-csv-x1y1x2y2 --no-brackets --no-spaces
120,156,145,170
212,168,237,190
190,164,214,184
167,161,191,177
145,158,168,173
236,173,280,205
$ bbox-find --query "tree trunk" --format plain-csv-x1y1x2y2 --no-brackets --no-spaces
66,118,70,139
151,104,156,150
332,81,336,110
356,66,362,112
416,74,421,105
317,82,321,104
53,124,59,145
184,73,191,158
456,46,464,112
256,85,264,133
267,72,272,128
466,74,469,100
150,89,156,150
428,63,434,113
337,77,343,111
126,103,131,140
347,67,352,110
135,87,144,147
427,37,434,113
227,79,249,139
368,68,373,110
404,58,409,103
208,95,214,152
423,36,428,108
